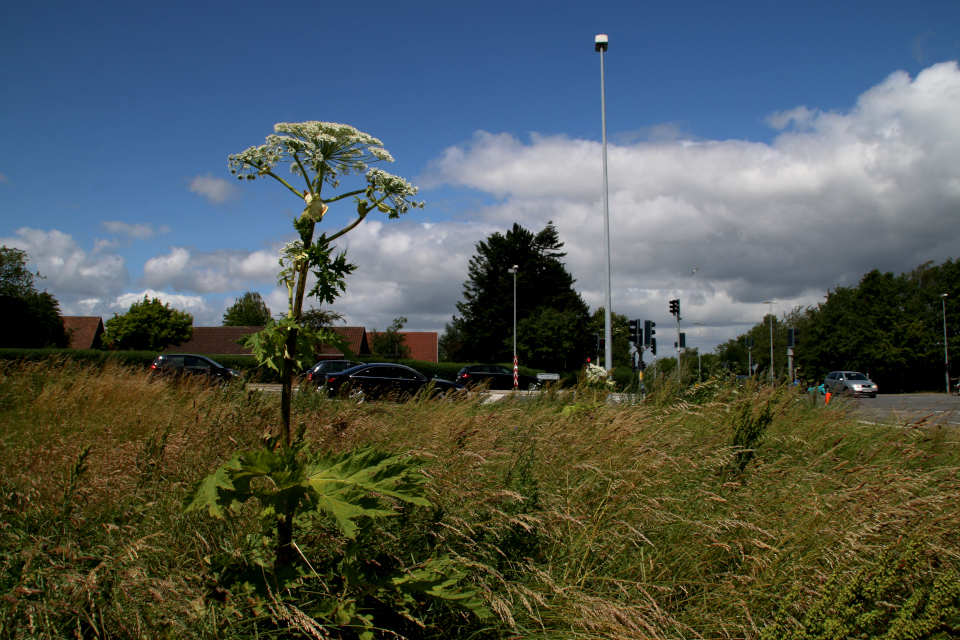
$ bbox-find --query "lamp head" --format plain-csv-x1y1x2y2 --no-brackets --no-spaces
595,34,608,52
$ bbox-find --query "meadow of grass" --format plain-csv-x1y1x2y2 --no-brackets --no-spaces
1,358,958,638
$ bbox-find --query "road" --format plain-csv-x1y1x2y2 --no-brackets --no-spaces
840,393,960,426
247,384,960,425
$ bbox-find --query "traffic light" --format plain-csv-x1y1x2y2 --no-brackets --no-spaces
644,320,655,346
669,299,680,318
787,328,798,347
650,337,657,356
679,333,686,348
593,333,600,351
599,338,606,351
628,319,640,344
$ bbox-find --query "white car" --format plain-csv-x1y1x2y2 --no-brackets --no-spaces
824,371,878,398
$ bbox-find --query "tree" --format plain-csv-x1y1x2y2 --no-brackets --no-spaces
370,316,411,358
518,307,589,371
447,222,591,369
587,307,632,369
0,246,36,298
438,320,464,362
222,291,272,326
103,296,193,351
715,312,791,379
0,246,69,348
300,307,345,330
794,261,960,392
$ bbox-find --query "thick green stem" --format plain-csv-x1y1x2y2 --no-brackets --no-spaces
275,512,295,570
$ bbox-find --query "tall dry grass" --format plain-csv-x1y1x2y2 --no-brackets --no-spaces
1,358,958,638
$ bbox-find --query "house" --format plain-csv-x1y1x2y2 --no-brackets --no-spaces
62,316,105,350
164,326,262,355
163,325,438,362
165,325,373,360
314,326,372,360
367,330,439,362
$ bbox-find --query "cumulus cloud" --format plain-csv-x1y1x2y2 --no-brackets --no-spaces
8,63,960,352
0,227,130,310
102,220,172,240
421,62,960,345
141,246,279,293
291,218,499,331
188,173,242,205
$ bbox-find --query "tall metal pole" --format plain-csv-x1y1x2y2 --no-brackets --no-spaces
509,265,518,388
763,301,777,383
942,293,950,394
596,34,613,370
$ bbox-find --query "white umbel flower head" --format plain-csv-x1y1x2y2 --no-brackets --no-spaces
228,121,394,188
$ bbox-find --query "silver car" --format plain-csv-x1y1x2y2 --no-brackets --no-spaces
824,371,878,398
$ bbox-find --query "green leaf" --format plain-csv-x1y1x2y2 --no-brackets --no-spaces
183,465,238,518
389,556,492,619
302,445,430,539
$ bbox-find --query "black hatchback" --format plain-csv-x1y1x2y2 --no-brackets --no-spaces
325,363,464,401
150,354,242,382
455,364,539,390
305,359,359,386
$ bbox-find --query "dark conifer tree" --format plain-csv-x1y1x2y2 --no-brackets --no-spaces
446,222,590,368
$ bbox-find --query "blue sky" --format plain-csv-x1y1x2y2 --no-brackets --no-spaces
3,0,960,356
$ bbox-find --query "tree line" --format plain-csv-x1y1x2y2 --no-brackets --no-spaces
715,259,960,392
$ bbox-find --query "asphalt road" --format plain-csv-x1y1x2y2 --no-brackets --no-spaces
836,393,960,426
247,384,960,425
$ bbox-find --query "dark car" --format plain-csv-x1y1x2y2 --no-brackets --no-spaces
325,363,464,401
824,370,878,398
150,354,242,383
455,364,539,390
305,359,359,385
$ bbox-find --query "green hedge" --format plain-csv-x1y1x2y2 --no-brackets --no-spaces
0,349,587,386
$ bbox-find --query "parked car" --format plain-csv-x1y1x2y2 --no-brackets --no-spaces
324,363,464,401
150,354,242,383
455,364,540,390
824,371,878,397
305,359,359,385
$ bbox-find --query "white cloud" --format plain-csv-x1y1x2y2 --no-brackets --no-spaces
102,220,171,240
0,227,130,305
325,219,497,330
109,289,212,320
188,173,242,205
141,246,279,293
422,62,960,344
8,62,960,353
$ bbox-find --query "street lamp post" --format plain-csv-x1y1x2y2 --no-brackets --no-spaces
693,322,705,381
942,293,950,394
763,301,777,383
595,34,612,371
509,265,518,388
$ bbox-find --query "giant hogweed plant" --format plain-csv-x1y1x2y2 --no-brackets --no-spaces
229,121,424,444
184,123,489,633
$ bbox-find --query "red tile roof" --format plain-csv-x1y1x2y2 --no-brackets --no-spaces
366,331,439,362
315,326,371,359
165,326,262,355
166,325,374,359
62,316,104,350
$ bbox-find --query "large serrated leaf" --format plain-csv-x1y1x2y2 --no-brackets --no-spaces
183,465,238,519
302,445,430,538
